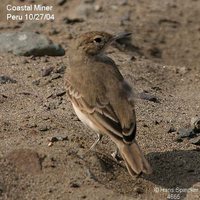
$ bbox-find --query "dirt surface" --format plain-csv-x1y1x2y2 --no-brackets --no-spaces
1,0,200,199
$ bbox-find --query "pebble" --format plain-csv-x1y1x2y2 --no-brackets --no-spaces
63,17,84,24
168,126,176,133
177,127,195,139
139,91,160,103
51,73,62,80
94,5,102,12
57,0,67,6
48,136,68,142
32,79,40,86
189,136,200,145
55,65,66,74
69,181,80,188
41,66,54,77
0,75,17,84
38,125,49,132
0,32,65,56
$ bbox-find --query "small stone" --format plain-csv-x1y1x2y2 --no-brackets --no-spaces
26,122,37,128
0,32,65,56
32,79,40,86
55,65,66,74
41,66,54,77
189,136,200,145
168,126,176,133
175,138,183,143
94,5,102,12
57,0,67,6
139,91,160,103
48,136,68,142
69,182,80,188
48,142,53,147
0,75,17,84
38,125,49,132
63,17,84,24
51,73,62,80
177,128,195,139
118,0,128,6
55,90,66,97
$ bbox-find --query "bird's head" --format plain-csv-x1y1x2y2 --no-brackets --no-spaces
73,31,131,55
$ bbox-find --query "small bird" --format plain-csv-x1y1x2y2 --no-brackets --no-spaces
64,31,152,176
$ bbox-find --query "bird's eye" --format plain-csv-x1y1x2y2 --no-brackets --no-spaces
94,37,102,43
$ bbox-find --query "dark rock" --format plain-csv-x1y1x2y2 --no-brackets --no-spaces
0,94,8,103
0,75,17,84
41,66,54,77
0,32,65,56
48,136,68,142
6,149,42,174
168,126,176,133
55,65,66,74
55,90,66,97
139,91,160,103
63,17,84,24
57,0,67,6
69,181,80,188
175,138,183,143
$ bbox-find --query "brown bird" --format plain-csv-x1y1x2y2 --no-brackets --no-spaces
64,31,152,176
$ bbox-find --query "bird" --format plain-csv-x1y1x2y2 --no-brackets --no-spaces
64,31,152,177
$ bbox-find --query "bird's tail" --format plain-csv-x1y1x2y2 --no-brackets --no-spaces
117,140,152,176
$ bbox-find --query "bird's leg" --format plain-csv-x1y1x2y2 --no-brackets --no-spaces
111,147,123,162
89,133,103,151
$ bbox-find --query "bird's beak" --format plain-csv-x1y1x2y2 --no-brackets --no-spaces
111,32,132,42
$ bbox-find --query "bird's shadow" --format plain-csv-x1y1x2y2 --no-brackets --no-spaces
144,149,200,199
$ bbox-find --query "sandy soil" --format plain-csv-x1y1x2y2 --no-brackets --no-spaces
0,0,200,199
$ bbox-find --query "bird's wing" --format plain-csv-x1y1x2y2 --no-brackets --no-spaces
66,79,136,143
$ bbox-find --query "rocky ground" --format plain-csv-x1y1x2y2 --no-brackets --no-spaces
0,0,200,200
